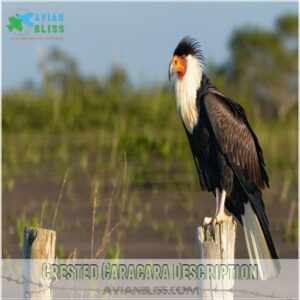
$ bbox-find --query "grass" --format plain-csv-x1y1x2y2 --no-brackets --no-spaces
90,178,100,258
3,110,297,193
52,168,69,229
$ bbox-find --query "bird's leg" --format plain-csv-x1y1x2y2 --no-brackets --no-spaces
215,189,232,224
203,188,232,227
203,188,221,226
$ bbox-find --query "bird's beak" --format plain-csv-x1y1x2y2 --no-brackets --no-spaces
168,59,175,81
168,55,186,81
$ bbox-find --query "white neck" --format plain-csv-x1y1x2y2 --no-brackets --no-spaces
175,55,203,133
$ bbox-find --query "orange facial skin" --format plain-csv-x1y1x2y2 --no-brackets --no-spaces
172,55,187,80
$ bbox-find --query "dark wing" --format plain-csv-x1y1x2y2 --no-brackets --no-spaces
203,92,269,190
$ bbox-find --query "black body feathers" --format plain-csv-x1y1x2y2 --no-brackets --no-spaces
185,74,278,259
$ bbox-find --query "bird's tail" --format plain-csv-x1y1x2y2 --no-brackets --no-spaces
242,201,280,280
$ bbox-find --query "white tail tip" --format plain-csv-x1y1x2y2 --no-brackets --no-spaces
242,202,280,280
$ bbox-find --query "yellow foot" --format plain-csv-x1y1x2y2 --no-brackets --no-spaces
215,213,232,224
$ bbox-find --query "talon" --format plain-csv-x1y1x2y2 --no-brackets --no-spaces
212,217,217,227
203,217,212,226
210,217,217,237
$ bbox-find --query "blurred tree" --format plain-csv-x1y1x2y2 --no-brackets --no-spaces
226,13,297,120
83,75,103,96
106,64,131,97
277,13,298,44
46,48,83,98
38,48,86,125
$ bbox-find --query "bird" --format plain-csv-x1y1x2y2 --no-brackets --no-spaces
16,12,34,28
168,36,280,279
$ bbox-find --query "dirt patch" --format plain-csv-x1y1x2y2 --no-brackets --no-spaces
2,172,297,259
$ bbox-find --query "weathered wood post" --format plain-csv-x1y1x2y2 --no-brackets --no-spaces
23,226,56,299
196,219,237,299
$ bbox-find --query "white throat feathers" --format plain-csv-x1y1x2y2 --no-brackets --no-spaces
175,55,203,134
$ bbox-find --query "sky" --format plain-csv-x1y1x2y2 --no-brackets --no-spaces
2,2,298,91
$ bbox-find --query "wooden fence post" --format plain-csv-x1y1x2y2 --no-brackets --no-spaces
23,226,56,299
196,219,237,300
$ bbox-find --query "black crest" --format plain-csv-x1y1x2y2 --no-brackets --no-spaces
173,36,205,63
